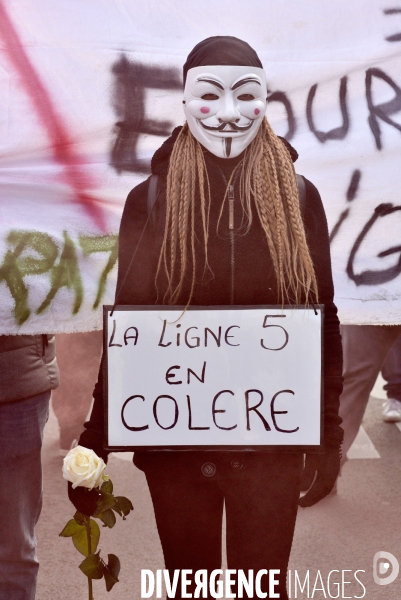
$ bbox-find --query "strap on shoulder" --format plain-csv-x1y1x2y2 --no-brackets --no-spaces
296,174,306,218
147,174,159,228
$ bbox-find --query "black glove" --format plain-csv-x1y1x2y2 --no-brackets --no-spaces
68,481,101,516
78,428,109,464
298,450,340,508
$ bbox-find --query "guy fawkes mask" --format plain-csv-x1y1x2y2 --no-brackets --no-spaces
183,65,268,158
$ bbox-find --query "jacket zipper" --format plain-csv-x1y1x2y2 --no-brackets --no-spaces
217,166,241,306
228,184,235,305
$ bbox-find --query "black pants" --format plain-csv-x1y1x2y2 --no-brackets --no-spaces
144,452,303,599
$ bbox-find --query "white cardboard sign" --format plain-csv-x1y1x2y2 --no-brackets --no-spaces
104,306,323,450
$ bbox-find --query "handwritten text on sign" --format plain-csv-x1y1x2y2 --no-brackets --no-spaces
105,307,322,449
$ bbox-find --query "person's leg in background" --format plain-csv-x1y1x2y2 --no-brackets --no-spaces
339,324,401,463
52,331,102,453
381,333,401,422
0,391,50,600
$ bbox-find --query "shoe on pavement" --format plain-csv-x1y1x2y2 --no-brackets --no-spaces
382,398,401,423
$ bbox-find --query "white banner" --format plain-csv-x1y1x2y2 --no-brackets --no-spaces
0,0,400,333
105,307,323,449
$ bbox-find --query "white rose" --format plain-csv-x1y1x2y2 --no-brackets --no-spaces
62,446,108,490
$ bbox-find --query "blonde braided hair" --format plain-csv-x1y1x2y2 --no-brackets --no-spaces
156,119,318,305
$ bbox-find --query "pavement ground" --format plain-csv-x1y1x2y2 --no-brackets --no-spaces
35,379,401,600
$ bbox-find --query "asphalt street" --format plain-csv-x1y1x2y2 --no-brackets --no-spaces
35,384,401,600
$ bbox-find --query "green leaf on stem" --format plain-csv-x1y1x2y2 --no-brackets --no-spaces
112,496,134,519
103,554,120,591
94,491,116,516
99,508,116,529
79,551,104,579
74,511,88,526
101,479,113,494
89,519,100,553
72,519,100,556
59,519,85,537
111,504,122,517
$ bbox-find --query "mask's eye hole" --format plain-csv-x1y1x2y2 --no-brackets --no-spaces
237,94,255,101
201,93,219,100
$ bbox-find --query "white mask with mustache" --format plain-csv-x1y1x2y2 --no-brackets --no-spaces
183,65,268,159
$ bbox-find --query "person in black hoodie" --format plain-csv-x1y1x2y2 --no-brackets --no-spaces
69,37,343,599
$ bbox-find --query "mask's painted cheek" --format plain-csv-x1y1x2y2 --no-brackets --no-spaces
186,99,219,119
237,99,266,120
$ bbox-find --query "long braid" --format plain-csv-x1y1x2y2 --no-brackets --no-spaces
265,120,318,301
175,137,192,301
156,119,318,305
247,140,280,277
262,132,288,300
161,125,187,299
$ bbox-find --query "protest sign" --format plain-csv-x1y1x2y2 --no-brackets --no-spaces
105,306,323,450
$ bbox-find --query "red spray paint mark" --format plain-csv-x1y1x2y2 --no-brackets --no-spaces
0,1,106,230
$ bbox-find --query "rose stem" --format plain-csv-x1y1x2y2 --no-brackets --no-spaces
86,518,94,600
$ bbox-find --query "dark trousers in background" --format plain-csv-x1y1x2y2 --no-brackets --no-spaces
339,324,401,462
382,333,401,402
0,391,50,600
145,453,303,600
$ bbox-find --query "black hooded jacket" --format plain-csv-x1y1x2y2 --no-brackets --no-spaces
81,127,343,470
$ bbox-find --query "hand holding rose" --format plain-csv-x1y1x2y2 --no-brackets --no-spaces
63,446,108,516
60,446,133,598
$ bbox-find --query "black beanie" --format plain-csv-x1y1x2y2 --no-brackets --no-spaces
183,36,263,84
